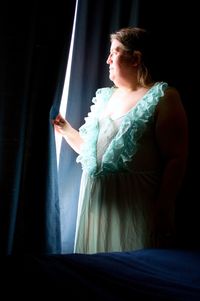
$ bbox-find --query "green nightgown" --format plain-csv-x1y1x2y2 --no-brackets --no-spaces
74,82,169,253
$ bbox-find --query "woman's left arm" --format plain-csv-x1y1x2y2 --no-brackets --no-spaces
154,87,189,245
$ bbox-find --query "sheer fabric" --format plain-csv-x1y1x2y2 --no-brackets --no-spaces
75,82,169,253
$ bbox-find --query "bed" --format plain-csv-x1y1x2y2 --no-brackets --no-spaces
2,248,200,300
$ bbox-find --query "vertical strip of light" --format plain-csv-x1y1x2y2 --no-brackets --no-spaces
55,0,79,167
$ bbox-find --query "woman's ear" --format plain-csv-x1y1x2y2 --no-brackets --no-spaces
132,51,142,67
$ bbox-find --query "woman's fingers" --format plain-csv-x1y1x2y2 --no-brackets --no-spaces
52,113,65,125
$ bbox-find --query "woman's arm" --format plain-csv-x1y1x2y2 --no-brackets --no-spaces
154,87,189,244
52,113,84,154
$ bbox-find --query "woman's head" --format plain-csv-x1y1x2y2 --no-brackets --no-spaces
110,27,153,87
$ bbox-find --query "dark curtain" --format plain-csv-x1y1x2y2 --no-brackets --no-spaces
58,0,141,253
0,1,76,255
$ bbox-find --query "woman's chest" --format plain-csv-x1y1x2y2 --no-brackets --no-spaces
100,89,147,120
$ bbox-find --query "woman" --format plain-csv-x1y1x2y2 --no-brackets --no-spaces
53,27,188,253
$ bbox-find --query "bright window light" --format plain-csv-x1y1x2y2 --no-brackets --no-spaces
55,0,78,167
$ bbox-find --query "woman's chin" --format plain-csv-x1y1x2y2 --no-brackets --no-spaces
109,74,114,82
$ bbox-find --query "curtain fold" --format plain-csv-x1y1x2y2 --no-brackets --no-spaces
0,1,76,255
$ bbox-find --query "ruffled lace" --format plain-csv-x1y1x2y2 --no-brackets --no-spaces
76,87,115,175
76,82,168,176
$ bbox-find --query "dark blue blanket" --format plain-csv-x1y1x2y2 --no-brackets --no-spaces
2,248,200,300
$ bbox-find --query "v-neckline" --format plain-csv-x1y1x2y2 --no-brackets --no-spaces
100,83,157,121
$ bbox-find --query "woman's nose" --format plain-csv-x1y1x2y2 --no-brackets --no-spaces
106,54,111,64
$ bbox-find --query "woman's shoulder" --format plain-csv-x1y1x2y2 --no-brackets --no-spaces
85,87,115,119
159,85,182,107
94,86,116,101
156,85,186,120
164,85,181,98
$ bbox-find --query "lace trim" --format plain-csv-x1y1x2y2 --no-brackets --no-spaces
76,87,115,175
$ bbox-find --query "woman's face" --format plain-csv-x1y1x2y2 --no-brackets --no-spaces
106,39,133,85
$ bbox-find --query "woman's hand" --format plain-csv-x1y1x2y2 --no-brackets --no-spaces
52,113,70,136
52,113,83,154
153,208,175,248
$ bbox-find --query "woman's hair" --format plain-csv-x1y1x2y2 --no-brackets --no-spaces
110,27,154,87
